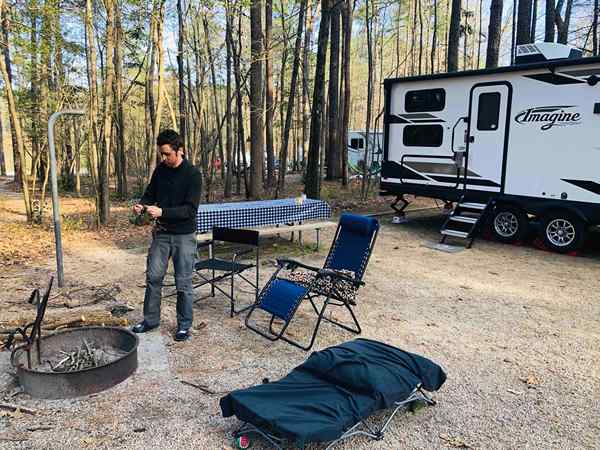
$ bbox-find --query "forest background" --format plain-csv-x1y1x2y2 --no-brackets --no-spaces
0,0,596,225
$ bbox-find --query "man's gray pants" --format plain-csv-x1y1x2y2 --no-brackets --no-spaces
143,232,196,330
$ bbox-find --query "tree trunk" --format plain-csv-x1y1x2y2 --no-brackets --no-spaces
202,15,225,184
417,0,423,74
29,0,40,179
278,0,307,192
114,0,127,198
0,109,5,175
555,0,573,45
431,0,437,74
224,2,233,198
84,0,100,206
511,0,517,63
177,0,186,147
151,0,166,170
361,0,373,198
594,0,599,56
340,0,352,186
305,0,331,199
249,0,264,199
486,0,503,68
448,0,461,72
302,0,314,171
99,0,115,224
0,3,18,184
0,0,31,220
264,0,275,188
233,7,249,197
530,0,537,42
545,0,555,42
477,0,482,68
326,2,340,180
516,0,533,45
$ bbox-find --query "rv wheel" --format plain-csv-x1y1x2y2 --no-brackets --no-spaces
490,206,528,243
541,212,586,253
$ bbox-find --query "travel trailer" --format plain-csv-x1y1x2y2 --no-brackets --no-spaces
347,130,383,174
380,43,600,253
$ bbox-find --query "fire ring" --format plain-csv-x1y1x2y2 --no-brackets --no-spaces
11,326,138,399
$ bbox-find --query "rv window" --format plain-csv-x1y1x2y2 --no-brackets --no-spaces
350,138,364,149
405,88,445,112
477,92,501,131
402,125,443,147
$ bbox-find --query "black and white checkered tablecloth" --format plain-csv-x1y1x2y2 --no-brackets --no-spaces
196,198,332,233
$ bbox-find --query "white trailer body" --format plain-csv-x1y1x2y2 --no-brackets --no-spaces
347,131,383,169
380,44,600,252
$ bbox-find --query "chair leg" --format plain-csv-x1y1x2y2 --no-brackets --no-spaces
320,300,362,335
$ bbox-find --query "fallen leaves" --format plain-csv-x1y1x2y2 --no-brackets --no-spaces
439,432,474,448
520,372,541,388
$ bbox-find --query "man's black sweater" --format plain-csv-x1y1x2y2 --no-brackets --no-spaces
140,159,202,234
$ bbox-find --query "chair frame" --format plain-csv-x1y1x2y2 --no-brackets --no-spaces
193,227,260,317
232,385,435,450
245,219,378,351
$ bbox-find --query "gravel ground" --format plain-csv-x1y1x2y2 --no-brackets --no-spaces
1,209,599,449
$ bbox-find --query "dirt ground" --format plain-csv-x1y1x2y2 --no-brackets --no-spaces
0,181,599,450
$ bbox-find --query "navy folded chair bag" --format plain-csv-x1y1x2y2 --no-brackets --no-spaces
220,338,447,448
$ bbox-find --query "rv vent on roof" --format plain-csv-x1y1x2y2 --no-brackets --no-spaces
515,42,582,65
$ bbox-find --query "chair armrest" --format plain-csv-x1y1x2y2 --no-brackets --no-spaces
276,258,321,273
318,269,365,287
232,246,254,261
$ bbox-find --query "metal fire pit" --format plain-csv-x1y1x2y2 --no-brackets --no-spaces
11,326,138,399
6,277,138,399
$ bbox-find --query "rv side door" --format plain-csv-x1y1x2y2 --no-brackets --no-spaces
466,83,512,192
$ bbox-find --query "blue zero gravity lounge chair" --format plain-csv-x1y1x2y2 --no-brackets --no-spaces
220,338,447,449
244,213,379,351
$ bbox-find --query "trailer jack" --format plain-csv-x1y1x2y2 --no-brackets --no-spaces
391,195,410,223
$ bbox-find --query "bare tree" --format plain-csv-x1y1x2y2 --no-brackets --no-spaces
177,0,187,147
99,0,115,224
431,0,438,74
225,0,233,197
250,0,264,199
340,0,353,186
326,1,341,180
362,0,374,198
594,0,599,55
114,0,127,198
265,0,275,188
278,0,307,192
545,0,556,42
486,0,503,67
530,0,538,42
0,0,31,220
516,0,533,45
305,0,331,199
555,0,574,45
0,2,18,184
448,0,461,71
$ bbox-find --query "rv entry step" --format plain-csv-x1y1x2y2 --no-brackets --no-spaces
439,198,493,248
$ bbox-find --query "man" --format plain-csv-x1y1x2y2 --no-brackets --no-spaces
132,129,202,341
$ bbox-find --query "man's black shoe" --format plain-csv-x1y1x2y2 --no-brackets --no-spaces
132,321,159,333
174,329,191,341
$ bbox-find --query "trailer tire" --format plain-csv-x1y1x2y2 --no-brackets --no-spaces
490,205,528,243
541,212,586,253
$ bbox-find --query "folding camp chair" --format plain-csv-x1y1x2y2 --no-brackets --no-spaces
193,227,260,317
244,213,379,351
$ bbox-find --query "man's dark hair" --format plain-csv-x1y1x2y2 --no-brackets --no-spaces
157,129,184,153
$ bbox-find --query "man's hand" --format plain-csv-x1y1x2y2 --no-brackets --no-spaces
146,206,162,218
133,204,144,214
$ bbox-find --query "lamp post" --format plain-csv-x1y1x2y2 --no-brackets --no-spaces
47,109,85,287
